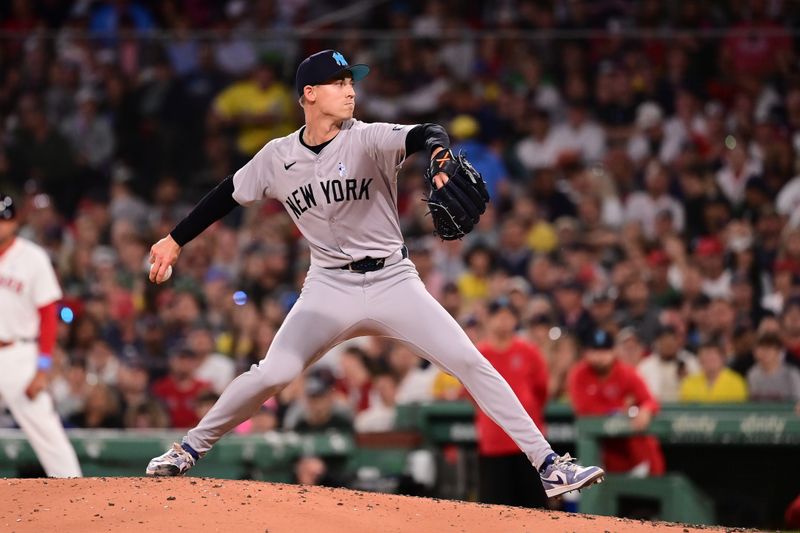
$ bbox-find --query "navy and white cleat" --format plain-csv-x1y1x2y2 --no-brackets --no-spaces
539,453,605,498
145,442,199,477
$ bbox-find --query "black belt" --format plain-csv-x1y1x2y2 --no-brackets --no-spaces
338,245,408,273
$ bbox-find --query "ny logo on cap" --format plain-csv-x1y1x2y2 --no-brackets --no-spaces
332,51,348,66
595,330,608,345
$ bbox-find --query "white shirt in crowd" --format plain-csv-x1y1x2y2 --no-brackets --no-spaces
354,403,397,432
195,352,236,395
395,365,438,405
627,131,685,165
548,120,606,164
49,377,86,419
776,175,800,229
715,158,763,206
761,290,785,315
637,350,700,403
667,266,733,301
88,356,120,386
701,271,733,300
516,134,558,171
662,115,707,160
623,192,685,239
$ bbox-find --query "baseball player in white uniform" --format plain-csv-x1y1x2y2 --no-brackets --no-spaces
0,194,82,477
146,50,604,497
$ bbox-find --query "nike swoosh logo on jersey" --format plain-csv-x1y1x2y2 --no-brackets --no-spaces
392,126,403,131
284,161,297,170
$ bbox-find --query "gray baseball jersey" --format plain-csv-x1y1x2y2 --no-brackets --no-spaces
232,119,415,267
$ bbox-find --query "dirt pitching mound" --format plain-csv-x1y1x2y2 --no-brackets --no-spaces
0,478,726,533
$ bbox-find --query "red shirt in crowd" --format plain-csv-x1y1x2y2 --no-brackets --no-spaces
152,376,210,428
786,494,800,529
722,20,792,79
568,359,665,475
335,379,372,412
475,337,548,456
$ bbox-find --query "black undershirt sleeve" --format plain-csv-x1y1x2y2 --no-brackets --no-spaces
169,175,239,246
405,123,450,157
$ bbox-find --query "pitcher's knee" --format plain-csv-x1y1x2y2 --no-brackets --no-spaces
447,350,490,377
250,358,303,392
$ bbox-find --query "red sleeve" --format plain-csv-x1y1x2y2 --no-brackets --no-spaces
567,363,601,415
626,365,660,415
37,302,58,358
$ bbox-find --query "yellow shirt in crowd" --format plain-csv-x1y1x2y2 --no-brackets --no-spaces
214,81,295,155
679,368,748,403
526,220,558,253
432,371,464,400
457,273,489,304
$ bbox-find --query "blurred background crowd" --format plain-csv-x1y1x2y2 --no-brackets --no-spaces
2,0,800,488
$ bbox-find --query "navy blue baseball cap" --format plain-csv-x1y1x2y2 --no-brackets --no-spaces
0,193,16,220
487,296,517,316
295,49,370,96
585,329,615,350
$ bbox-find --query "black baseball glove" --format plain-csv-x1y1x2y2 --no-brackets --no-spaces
425,149,490,240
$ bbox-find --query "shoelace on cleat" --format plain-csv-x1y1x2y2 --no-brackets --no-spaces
552,453,581,472
168,443,188,460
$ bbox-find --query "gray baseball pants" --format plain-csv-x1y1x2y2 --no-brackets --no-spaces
185,251,554,469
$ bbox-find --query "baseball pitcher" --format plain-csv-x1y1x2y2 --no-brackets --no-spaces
146,50,603,497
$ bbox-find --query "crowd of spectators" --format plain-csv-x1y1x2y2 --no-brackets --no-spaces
1,0,800,468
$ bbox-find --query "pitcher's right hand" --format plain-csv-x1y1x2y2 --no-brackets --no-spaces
149,234,181,284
